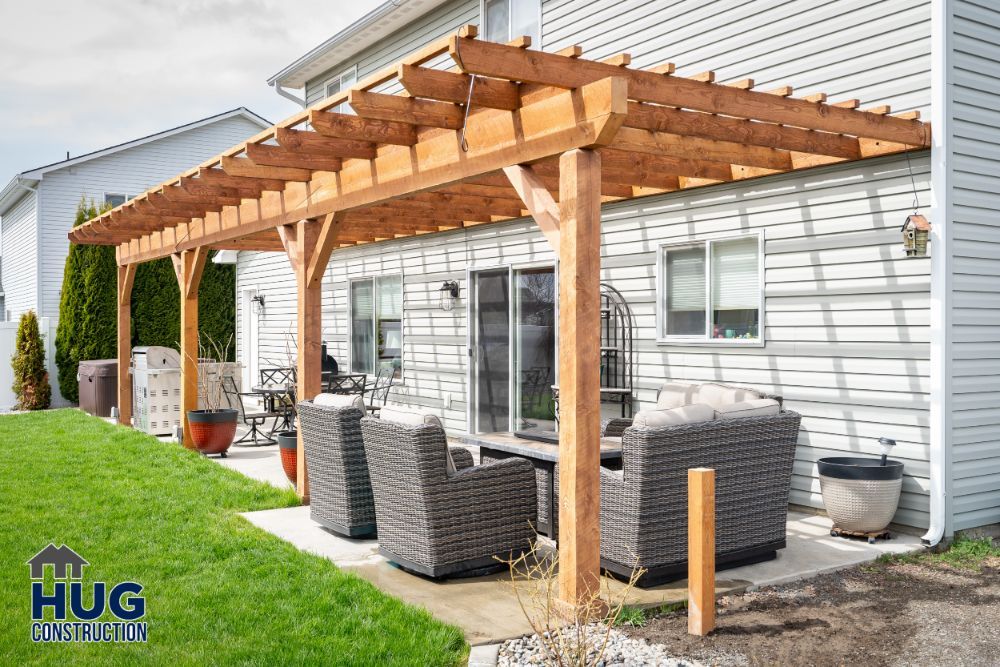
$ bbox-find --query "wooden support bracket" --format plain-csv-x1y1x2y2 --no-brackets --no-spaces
503,165,561,253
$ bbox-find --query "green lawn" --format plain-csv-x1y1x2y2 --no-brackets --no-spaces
0,409,467,666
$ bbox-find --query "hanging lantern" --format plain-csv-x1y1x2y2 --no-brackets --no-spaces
901,214,930,257
250,294,266,315
438,281,459,311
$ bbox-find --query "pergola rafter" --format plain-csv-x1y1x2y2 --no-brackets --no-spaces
75,25,931,611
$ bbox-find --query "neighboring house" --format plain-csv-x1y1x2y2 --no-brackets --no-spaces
0,107,270,324
0,108,270,406
223,0,992,540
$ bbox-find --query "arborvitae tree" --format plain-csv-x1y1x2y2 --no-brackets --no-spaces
56,199,236,404
12,310,51,410
55,199,115,403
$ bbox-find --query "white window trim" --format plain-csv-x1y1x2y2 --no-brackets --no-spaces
347,272,404,380
103,192,130,207
655,231,765,347
480,0,542,44
325,65,359,109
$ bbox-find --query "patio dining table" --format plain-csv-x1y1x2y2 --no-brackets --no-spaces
252,384,296,433
458,431,623,539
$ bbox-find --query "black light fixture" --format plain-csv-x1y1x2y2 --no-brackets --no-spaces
250,294,265,315
438,280,459,311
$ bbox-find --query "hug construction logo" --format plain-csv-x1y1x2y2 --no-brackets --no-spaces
27,544,147,643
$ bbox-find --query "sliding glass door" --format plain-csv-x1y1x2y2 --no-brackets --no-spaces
469,265,556,434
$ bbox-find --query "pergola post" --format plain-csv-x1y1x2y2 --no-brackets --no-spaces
281,214,343,501
557,148,603,609
173,248,208,449
116,262,136,426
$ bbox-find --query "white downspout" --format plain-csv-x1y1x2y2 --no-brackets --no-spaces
925,0,951,548
271,83,306,109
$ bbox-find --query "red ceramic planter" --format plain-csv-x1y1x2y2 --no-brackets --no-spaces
276,430,298,484
187,409,238,456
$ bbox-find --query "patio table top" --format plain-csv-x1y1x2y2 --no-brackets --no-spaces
457,430,622,463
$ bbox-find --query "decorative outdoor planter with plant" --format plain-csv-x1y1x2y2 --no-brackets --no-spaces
185,334,238,457
819,437,904,542
276,430,298,484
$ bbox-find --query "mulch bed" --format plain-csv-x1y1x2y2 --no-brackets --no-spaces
625,554,1000,666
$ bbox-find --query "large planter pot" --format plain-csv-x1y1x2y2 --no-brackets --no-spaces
818,457,904,534
276,430,298,484
187,409,238,457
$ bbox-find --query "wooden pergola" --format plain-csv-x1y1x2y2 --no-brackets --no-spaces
70,26,931,607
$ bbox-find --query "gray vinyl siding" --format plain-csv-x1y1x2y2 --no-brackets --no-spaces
241,0,935,528
35,115,263,318
304,0,479,106
946,0,1000,531
239,154,933,528
543,0,930,116
0,190,38,320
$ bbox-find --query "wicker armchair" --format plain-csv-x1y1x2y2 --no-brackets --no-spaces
298,399,377,538
601,409,801,587
360,417,537,578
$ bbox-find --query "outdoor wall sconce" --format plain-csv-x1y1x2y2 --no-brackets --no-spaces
250,294,266,315
438,281,459,311
901,214,930,257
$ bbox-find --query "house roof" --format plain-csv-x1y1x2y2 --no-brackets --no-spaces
0,108,271,217
267,0,455,90
70,26,932,265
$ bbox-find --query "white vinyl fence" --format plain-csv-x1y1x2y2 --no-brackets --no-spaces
0,317,68,411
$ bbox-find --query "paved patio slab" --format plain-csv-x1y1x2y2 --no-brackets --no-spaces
220,441,923,644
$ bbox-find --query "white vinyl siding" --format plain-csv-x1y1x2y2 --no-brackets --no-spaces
0,191,38,320
238,154,933,527
35,115,264,318
944,0,1000,531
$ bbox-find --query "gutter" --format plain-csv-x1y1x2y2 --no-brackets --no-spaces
271,83,306,109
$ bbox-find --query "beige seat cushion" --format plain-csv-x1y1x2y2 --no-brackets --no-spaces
694,383,763,410
313,393,365,411
379,404,444,428
379,405,455,474
714,398,781,420
655,382,699,409
632,403,715,429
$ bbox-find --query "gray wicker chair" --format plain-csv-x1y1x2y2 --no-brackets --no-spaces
298,399,376,538
360,416,537,578
601,407,801,588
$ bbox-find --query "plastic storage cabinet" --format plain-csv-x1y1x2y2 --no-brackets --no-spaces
131,346,182,436
78,359,118,417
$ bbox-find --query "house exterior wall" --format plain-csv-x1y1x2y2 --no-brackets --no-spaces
0,190,38,321
240,0,938,528
32,114,264,319
942,0,1000,531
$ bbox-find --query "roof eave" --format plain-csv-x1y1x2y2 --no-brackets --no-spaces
0,175,40,218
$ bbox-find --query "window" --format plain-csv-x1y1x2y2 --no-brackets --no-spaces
658,234,763,343
104,193,130,208
483,0,540,44
324,67,358,114
350,275,403,378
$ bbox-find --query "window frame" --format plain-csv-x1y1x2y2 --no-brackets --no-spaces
324,65,358,113
347,273,404,380
655,231,765,347
480,0,542,45
103,193,130,208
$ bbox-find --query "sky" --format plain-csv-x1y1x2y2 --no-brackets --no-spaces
0,0,383,180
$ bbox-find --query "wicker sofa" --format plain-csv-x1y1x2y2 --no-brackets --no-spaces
361,415,538,578
298,398,377,538
601,383,801,587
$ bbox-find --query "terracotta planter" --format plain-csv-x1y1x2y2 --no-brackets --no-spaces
187,409,238,457
276,430,298,484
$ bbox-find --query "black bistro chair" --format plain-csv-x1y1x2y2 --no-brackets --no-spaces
222,376,278,446
365,368,395,415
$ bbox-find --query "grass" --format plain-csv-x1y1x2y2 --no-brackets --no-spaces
877,534,1000,570
0,409,467,666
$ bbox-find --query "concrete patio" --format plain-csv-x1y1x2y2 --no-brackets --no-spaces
210,433,924,645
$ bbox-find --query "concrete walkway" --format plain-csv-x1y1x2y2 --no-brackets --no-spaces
212,438,923,645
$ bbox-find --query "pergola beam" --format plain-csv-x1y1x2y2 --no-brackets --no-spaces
309,110,418,147
245,143,343,172
348,89,465,130
448,36,930,145
398,65,521,110
275,127,377,160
